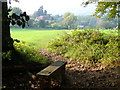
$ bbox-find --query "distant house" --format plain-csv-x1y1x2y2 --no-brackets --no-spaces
35,15,49,21
77,25,84,29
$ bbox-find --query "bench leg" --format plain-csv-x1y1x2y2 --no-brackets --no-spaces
53,65,66,85
61,66,66,84
37,77,51,89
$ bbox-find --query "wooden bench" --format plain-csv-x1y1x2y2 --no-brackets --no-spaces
36,61,67,87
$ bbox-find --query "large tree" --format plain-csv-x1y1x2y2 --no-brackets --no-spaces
83,1,119,19
83,1,119,29
2,1,14,52
2,0,29,52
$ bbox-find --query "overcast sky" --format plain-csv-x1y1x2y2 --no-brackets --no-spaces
8,0,97,16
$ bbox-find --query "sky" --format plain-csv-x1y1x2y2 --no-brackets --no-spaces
8,0,97,16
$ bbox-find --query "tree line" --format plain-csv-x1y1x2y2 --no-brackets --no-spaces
10,6,118,30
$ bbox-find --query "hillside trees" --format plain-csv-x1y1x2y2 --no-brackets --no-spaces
62,12,77,29
76,16,97,29
31,6,52,28
51,12,77,29
32,6,48,19
27,19,34,28
75,15,117,29
88,16,98,29
37,20,47,28
97,15,118,29
50,14,117,29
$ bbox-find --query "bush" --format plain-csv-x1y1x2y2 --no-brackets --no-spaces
14,41,50,64
2,50,12,60
47,30,119,66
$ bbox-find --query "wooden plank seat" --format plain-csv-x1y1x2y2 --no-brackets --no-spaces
36,61,67,87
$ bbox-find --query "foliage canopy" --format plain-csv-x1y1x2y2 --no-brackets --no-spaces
83,1,120,19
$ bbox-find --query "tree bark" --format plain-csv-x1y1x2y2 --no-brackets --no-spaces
2,2,14,52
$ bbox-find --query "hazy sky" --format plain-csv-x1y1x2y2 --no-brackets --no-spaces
8,0,97,16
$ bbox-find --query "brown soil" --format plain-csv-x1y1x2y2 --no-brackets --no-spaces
38,48,120,88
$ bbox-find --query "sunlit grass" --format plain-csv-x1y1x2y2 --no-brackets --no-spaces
11,28,118,50
11,28,67,49
99,29,118,36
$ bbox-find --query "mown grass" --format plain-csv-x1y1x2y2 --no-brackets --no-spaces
11,28,66,49
98,29,118,36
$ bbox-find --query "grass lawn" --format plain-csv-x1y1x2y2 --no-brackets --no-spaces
11,28,118,50
98,29,118,36
11,28,67,49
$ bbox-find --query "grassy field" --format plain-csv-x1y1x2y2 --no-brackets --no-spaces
11,28,118,50
11,28,67,49
98,29,118,36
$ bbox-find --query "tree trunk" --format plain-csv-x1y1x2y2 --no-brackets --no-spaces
2,2,14,52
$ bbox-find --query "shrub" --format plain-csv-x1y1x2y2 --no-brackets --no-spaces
2,50,12,60
14,41,50,64
47,30,119,66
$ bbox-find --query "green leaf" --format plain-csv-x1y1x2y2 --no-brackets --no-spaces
23,12,26,16
25,15,30,21
20,13,23,17
12,13,16,18
17,20,22,26
11,20,16,25
21,18,25,23
22,23,25,28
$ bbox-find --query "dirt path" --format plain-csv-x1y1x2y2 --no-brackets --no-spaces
39,48,120,88
4,49,119,89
